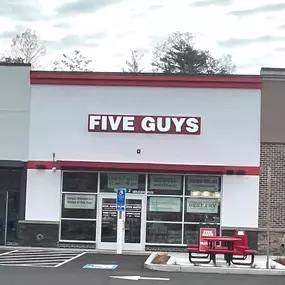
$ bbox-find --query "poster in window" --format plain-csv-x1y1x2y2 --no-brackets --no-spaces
187,176,219,192
107,173,139,189
186,198,219,213
149,197,181,212
149,175,182,190
64,194,96,209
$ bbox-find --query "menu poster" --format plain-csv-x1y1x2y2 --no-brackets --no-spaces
102,203,117,218
107,173,139,189
149,197,181,212
149,175,182,191
64,194,95,209
187,176,219,192
186,198,219,214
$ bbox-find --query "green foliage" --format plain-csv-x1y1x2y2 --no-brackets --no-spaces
151,32,236,74
52,50,93,72
0,56,25,64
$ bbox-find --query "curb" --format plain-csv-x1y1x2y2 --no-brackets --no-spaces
144,253,285,276
0,246,150,256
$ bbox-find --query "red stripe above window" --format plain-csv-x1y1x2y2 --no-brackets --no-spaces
27,160,260,176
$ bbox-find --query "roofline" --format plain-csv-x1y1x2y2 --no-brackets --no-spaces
0,62,31,67
30,71,261,89
261,67,285,80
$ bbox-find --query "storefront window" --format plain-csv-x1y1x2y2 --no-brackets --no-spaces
184,197,220,223
100,173,146,194
183,223,220,244
0,169,22,191
146,223,182,244
61,193,97,219
62,172,98,193
60,220,96,241
183,224,199,244
186,175,221,197
147,196,182,222
145,174,221,246
147,174,183,195
60,172,98,242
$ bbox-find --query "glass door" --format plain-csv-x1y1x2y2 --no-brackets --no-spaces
0,192,7,245
6,191,20,243
97,194,146,251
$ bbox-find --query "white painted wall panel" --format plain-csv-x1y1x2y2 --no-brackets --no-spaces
0,66,31,161
25,170,61,221
29,85,261,167
221,175,259,228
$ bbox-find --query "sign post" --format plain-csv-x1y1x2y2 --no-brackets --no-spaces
116,188,126,254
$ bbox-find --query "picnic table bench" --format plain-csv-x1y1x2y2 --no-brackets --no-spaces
186,229,257,266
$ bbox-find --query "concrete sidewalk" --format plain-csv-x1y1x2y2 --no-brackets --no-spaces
145,252,285,275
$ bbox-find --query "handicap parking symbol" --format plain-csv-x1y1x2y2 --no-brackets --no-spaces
83,264,118,270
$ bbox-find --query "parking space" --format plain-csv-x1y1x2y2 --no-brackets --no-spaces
0,248,86,267
63,253,147,272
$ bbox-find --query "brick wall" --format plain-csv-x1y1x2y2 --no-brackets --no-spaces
259,143,285,253
259,143,285,228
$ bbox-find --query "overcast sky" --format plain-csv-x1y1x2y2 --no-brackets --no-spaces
0,0,285,74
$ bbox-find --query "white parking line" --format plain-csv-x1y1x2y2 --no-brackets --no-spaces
0,256,78,262
0,250,18,256
0,263,58,268
55,252,86,267
9,251,77,256
0,249,86,268
0,254,78,259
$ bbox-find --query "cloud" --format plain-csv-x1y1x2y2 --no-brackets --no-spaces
0,0,47,22
129,4,164,17
218,35,285,48
53,22,71,29
229,3,285,17
278,24,285,30
275,47,285,52
0,25,33,41
192,0,232,7
0,31,18,40
45,33,105,51
55,0,125,16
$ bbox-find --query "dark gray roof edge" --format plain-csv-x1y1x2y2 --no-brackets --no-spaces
0,62,31,67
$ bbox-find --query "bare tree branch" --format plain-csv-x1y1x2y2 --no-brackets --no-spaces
122,50,144,73
5,28,46,69
52,50,93,72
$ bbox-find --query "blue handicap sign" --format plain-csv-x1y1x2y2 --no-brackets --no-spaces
116,188,126,212
83,264,118,269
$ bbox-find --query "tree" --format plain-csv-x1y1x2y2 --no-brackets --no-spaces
6,29,46,68
122,50,144,72
0,56,25,64
151,32,235,74
52,50,93,72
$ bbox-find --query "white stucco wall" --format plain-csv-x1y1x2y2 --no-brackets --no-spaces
29,85,261,167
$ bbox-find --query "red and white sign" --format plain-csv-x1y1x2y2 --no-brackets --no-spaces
88,114,201,135
199,228,217,252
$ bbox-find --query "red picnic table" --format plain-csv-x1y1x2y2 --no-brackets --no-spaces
186,229,257,266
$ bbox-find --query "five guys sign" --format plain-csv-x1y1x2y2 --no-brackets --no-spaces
88,114,201,135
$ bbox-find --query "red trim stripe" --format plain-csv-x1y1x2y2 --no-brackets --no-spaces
27,160,260,176
30,71,261,89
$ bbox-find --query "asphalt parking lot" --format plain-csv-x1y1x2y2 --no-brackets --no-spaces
0,248,86,267
0,250,284,285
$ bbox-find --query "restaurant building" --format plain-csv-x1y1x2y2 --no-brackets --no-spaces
0,64,261,251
